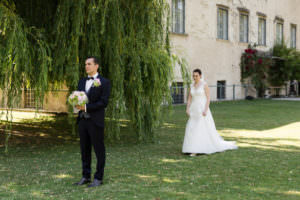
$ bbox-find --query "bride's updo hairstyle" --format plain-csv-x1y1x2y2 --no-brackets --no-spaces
193,69,202,75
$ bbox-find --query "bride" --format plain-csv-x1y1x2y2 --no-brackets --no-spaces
182,69,238,156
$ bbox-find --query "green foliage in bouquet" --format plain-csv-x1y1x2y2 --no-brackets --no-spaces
68,91,88,107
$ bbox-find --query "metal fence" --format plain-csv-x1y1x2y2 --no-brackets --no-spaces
171,84,254,104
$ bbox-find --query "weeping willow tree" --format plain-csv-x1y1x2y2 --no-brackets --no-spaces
0,0,189,150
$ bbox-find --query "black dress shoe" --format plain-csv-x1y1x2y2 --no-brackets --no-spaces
73,177,91,185
87,179,103,187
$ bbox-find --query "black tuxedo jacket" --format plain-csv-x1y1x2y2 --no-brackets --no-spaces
77,74,111,127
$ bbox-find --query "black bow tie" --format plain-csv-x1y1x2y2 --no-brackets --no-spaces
87,77,94,80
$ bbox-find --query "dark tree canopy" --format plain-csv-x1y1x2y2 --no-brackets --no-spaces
0,0,189,150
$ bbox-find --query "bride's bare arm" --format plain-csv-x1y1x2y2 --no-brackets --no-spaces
203,84,210,116
186,88,192,115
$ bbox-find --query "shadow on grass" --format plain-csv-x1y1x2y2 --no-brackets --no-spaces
0,113,139,148
1,100,300,149
0,114,75,147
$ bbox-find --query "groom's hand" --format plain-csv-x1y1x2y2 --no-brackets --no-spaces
75,105,85,111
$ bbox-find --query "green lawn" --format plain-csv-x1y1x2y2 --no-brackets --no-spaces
0,100,300,200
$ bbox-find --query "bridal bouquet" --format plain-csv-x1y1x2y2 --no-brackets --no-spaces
68,91,88,113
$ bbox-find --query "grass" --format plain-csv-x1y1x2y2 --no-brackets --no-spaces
0,100,300,200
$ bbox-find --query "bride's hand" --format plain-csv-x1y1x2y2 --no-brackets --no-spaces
202,111,207,116
186,110,190,116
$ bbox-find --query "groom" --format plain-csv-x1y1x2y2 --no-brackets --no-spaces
73,56,111,187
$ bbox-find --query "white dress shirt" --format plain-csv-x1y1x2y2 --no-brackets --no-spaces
85,72,99,92
84,73,99,112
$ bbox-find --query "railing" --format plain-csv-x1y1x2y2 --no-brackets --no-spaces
171,84,254,104
267,86,288,97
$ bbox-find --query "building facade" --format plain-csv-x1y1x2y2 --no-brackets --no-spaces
170,0,300,102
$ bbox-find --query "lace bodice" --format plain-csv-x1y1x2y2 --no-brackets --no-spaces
188,81,207,118
190,81,207,102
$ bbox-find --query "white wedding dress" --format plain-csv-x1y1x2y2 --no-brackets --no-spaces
182,81,238,154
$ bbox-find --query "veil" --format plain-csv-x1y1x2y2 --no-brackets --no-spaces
200,74,205,82
192,70,206,86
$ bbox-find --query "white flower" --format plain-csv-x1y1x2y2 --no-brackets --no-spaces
93,78,101,87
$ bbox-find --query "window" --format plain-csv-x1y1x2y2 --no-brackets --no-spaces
291,24,297,48
171,82,184,104
172,0,185,34
24,89,38,108
217,81,226,100
276,22,284,44
240,13,249,43
258,17,266,45
217,7,228,40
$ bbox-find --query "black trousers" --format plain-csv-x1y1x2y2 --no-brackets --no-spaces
78,119,105,180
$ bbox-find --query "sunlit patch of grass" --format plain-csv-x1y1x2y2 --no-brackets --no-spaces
162,122,177,128
135,174,157,180
0,110,55,122
53,174,73,179
38,133,49,137
161,158,189,163
284,191,300,196
162,178,180,183
31,190,45,198
219,122,300,152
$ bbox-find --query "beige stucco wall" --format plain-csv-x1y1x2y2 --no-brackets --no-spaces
169,0,300,101
0,88,68,113
43,90,68,112
0,90,24,109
